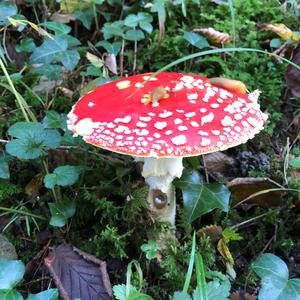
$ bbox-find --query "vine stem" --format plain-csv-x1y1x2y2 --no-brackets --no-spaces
0,206,47,220
0,57,30,122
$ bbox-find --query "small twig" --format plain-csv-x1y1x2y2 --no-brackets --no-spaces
119,39,125,77
133,40,137,74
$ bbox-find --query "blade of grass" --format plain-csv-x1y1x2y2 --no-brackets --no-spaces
228,0,236,46
0,57,30,121
195,253,208,300
151,48,300,77
183,231,196,292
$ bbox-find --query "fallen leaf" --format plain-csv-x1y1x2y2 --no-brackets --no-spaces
50,13,75,23
25,172,44,198
193,27,232,44
264,23,300,42
285,44,300,97
44,244,112,300
227,177,285,207
204,152,235,176
58,87,74,98
197,224,223,242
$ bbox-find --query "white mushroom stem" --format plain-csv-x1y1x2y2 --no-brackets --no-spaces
135,157,184,227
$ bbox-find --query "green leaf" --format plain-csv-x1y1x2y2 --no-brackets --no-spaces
172,291,192,300
125,29,145,41
95,41,122,55
0,259,25,289
48,199,76,227
184,32,209,49
74,8,94,30
206,280,230,300
30,36,80,71
41,21,72,35
140,240,157,260
270,38,282,48
6,122,61,160
124,12,153,29
0,290,24,300
44,165,82,189
113,284,153,300
0,2,17,24
43,111,67,130
102,21,125,39
139,21,153,33
33,65,62,81
27,288,59,300
289,157,300,169
80,65,103,77
252,253,300,300
0,153,10,179
174,170,230,223
16,38,36,53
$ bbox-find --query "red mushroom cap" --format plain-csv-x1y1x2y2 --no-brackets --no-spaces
67,72,267,157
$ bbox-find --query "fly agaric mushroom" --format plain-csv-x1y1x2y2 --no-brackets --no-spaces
67,72,267,227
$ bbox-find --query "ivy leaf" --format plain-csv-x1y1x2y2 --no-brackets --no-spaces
172,291,192,300
184,31,209,49
174,170,230,223
96,41,122,55
6,122,61,160
43,111,67,130
0,290,24,300
0,259,25,289
48,199,76,227
41,21,72,35
44,165,82,189
252,253,300,300
33,64,62,80
289,157,300,169
16,38,36,53
30,36,80,71
74,8,94,30
0,2,17,24
0,153,10,179
124,13,153,33
102,21,125,39
27,289,59,300
125,29,145,41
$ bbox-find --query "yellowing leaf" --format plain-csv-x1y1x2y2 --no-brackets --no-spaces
222,228,242,243
60,0,93,13
217,238,234,267
25,172,44,197
193,27,232,45
86,52,104,68
8,17,52,39
265,23,300,42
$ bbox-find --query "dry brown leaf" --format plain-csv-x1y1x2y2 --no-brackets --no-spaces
230,291,257,300
197,224,223,242
227,177,285,207
25,172,44,198
58,87,74,98
204,152,235,175
285,44,300,98
50,13,75,23
264,23,300,42
45,244,112,300
193,27,232,44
